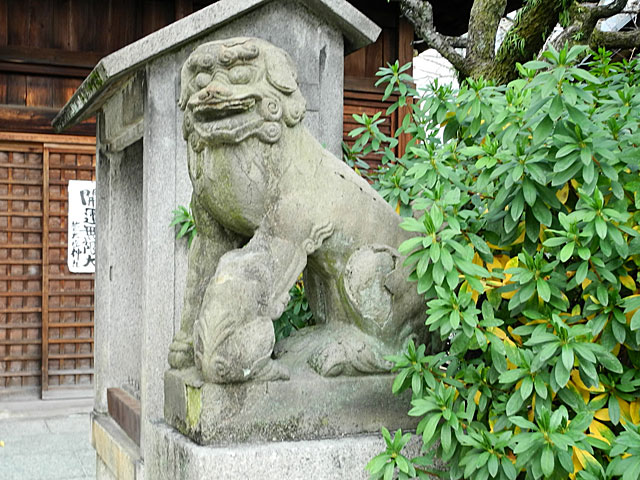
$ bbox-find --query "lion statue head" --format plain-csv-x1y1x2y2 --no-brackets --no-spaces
179,37,307,152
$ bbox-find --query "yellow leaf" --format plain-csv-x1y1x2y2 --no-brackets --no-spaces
508,326,522,345
571,370,605,393
618,397,631,424
501,289,517,300
556,183,570,204
472,252,483,266
620,274,637,291
528,393,536,422
581,278,592,290
487,241,510,251
505,256,519,271
594,408,610,421
593,393,607,403
395,200,401,214
573,446,598,471
568,380,590,404
589,419,614,445
630,400,640,425
489,418,497,433
489,327,507,341
474,390,481,405
512,227,525,245
571,449,582,477
487,255,507,272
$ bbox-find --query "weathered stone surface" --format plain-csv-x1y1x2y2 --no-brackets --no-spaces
168,37,430,388
146,421,424,480
93,141,144,414
164,360,418,445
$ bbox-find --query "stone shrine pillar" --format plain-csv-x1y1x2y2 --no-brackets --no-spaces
55,1,422,478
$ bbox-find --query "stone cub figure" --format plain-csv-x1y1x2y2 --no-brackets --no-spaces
168,37,427,383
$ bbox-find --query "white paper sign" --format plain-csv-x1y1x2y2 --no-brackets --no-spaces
67,180,96,273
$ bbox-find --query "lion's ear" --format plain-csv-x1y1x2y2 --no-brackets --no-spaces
264,48,298,94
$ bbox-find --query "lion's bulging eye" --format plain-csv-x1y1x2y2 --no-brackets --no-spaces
228,66,251,85
195,72,212,89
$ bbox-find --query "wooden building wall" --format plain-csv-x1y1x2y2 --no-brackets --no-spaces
0,0,413,398
344,0,413,168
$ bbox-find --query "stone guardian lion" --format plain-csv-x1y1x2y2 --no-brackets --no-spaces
168,37,427,383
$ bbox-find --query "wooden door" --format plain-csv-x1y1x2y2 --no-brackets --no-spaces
0,133,95,399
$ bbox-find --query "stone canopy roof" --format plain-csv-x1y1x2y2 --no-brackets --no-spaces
53,0,381,132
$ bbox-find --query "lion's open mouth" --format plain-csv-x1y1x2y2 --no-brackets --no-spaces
191,97,256,122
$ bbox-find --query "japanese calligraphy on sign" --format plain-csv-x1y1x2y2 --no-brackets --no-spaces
67,180,96,273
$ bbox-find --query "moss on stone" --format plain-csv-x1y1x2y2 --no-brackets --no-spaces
186,385,202,429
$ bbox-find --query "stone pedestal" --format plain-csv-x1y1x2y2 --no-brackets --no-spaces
146,422,422,480
164,366,418,445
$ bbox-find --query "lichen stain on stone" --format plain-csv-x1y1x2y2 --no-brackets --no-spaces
185,385,202,429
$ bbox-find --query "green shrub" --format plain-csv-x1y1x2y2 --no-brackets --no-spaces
273,277,314,342
170,204,197,248
359,46,640,480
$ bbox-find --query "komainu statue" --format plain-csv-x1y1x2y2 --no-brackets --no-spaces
168,37,427,383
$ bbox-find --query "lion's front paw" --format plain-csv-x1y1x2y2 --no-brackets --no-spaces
308,341,349,377
307,334,393,377
168,331,194,369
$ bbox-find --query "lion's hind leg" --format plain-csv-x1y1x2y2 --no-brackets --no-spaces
304,245,419,377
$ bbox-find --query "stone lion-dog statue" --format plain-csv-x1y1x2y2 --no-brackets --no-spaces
168,37,427,383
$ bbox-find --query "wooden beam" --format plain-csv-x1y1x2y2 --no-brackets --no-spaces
42,144,50,395
0,46,105,69
0,61,91,78
397,17,414,157
107,388,141,446
0,131,95,144
344,76,385,94
398,17,414,73
0,106,95,136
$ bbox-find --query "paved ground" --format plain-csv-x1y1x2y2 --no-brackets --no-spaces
0,398,95,480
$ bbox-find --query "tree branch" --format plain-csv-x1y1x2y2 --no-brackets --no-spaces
443,35,469,49
467,0,507,62
398,0,469,76
591,25,640,49
592,0,628,18
492,0,563,82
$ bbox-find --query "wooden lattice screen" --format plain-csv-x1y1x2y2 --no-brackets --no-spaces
0,141,44,394
0,134,95,399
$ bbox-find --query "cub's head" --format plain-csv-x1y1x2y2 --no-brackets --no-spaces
179,37,306,151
